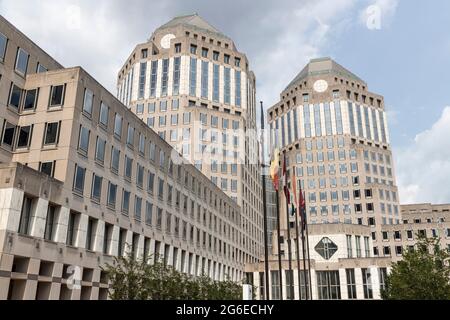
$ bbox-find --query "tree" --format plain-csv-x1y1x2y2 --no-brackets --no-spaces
102,252,243,300
381,235,450,300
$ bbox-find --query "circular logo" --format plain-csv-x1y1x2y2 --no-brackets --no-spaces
160,34,176,49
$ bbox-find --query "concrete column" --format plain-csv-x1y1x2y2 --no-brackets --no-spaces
49,263,64,300
54,206,69,244
123,230,133,256
149,239,156,264
339,268,348,300
22,280,38,300
0,188,24,232
310,270,318,300
76,213,88,249
30,198,49,238
355,268,364,299
109,226,120,257
370,266,381,299
136,235,145,260
93,220,105,253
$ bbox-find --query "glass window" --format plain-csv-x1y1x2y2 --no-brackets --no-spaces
213,64,220,102
122,190,130,214
317,271,341,300
17,125,32,148
0,32,7,62
44,122,60,145
39,161,54,176
83,89,94,116
161,59,169,96
95,137,106,163
127,125,134,145
49,85,65,107
73,165,86,194
138,62,147,99
173,57,181,95
150,60,158,98
114,114,122,138
99,102,109,127
23,89,38,111
224,67,231,104
78,126,90,154
15,47,29,75
124,156,133,179
9,84,22,110
315,237,338,260
91,174,103,201
107,182,117,207
201,60,208,99
111,147,120,173
189,57,197,96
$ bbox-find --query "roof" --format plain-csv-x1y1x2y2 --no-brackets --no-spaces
284,57,367,92
155,13,231,41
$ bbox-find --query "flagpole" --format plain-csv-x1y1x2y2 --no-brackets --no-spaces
275,189,283,300
282,153,294,300
292,168,302,301
259,101,270,300
298,185,309,300
304,201,313,300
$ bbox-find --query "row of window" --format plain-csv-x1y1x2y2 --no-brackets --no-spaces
266,268,386,300
18,195,243,262
0,32,48,77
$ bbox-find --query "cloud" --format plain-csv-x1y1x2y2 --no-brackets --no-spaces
0,0,363,106
396,106,450,204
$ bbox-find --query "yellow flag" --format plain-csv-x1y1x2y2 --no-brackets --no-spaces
269,149,280,191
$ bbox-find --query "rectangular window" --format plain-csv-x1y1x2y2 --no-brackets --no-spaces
86,218,97,251
23,89,38,111
303,105,311,138
224,67,230,104
213,64,220,102
15,47,29,76
0,32,7,62
334,101,343,135
173,57,181,95
161,59,169,96
362,268,373,299
346,269,357,299
18,196,33,235
314,104,322,136
138,62,147,99
324,103,332,135
78,126,90,154
111,147,120,173
9,83,22,110
44,122,60,145
107,182,117,208
189,57,197,96
83,88,94,116
317,271,341,300
135,196,142,221
91,174,103,201
66,211,79,246
2,122,15,148
201,60,208,99
94,137,106,163
49,85,65,107
17,125,32,149
122,190,131,214
73,165,86,194
124,156,133,179
145,201,153,225
235,70,241,106
44,204,58,241
270,271,280,300
39,161,54,177
150,60,158,98
126,125,134,146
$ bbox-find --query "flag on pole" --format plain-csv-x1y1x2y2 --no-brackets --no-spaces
282,153,290,205
269,149,280,191
299,182,307,231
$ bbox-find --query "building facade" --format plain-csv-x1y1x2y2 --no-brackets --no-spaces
0,15,249,300
267,58,401,257
245,224,392,300
116,14,263,264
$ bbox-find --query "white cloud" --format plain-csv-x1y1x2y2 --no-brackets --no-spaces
396,106,450,204
253,0,358,107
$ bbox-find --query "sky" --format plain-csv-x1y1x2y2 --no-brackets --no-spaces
1,0,449,204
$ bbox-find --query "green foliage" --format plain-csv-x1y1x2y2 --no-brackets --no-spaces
101,251,242,300
381,235,450,300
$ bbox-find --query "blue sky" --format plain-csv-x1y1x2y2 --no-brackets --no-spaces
1,0,449,203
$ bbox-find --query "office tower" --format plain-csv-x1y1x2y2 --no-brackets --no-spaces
267,57,401,255
117,14,263,264
0,15,248,300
